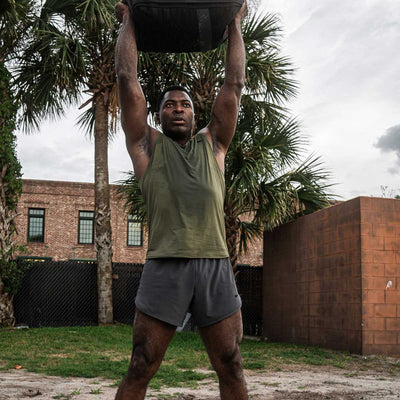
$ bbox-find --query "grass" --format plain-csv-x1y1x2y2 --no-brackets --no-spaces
0,325,399,389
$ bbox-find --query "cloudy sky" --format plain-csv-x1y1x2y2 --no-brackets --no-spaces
16,0,400,200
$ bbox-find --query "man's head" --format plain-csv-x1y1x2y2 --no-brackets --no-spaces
156,86,195,144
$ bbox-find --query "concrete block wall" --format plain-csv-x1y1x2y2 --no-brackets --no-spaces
15,179,263,266
264,197,400,355
360,197,400,355
263,198,363,353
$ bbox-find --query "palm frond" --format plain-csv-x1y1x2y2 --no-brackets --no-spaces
237,219,264,255
77,104,95,137
116,172,147,224
285,156,335,215
77,0,116,32
15,26,86,131
0,0,35,61
250,156,334,231
41,0,115,32
242,12,282,50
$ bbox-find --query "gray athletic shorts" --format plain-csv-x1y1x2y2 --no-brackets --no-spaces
135,258,242,327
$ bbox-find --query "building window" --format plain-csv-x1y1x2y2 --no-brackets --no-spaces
78,211,94,244
28,208,45,242
127,216,142,246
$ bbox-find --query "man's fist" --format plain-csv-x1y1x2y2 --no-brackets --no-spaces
115,1,130,23
236,0,248,20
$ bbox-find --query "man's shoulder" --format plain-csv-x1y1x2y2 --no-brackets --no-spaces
144,128,161,153
197,127,225,158
196,128,213,147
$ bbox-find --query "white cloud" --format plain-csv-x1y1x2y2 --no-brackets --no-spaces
16,108,95,183
260,0,400,198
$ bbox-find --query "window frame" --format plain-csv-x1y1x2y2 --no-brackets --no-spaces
27,208,45,243
78,210,95,245
127,216,143,247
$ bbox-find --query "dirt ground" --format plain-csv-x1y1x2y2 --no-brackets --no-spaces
1,365,400,400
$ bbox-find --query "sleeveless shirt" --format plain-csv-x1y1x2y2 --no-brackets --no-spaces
139,133,229,259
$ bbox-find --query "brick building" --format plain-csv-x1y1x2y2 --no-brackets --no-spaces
14,179,263,265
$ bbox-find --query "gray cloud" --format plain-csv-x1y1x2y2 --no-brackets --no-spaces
376,125,400,153
376,124,400,173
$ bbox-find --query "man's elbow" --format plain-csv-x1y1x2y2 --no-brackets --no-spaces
115,57,136,82
116,68,134,85
236,78,245,93
226,78,245,96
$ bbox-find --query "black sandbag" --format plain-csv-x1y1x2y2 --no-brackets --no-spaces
126,0,244,53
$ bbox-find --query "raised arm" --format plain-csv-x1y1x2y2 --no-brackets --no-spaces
202,2,246,169
115,2,158,180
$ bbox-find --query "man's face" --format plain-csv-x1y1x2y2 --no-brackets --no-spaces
158,90,195,142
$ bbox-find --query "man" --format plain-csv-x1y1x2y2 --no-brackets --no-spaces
114,1,247,399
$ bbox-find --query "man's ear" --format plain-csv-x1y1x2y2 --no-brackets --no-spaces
155,112,160,125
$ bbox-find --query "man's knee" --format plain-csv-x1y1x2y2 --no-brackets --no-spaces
126,343,161,382
214,340,244,381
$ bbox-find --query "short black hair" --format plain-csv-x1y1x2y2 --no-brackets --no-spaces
157,85,192,111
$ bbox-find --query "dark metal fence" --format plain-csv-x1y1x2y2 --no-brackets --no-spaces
14,260,98,327
112,263,143,324
236,265,263,336
14,260,263,335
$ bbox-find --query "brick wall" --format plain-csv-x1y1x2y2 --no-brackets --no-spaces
360,197,400,355
15,179,262,265
263,197,400,355
238,238,264,267
263,198,363,353
15,180,147,263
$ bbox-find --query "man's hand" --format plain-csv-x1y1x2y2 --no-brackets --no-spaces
115,1,130,23
236,0,248,21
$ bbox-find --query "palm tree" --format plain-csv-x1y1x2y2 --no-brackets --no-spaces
0,0,34,327
15,0,119,324
118,12,333,272
224,98,331,271
0,0,34,63
0,64,22,327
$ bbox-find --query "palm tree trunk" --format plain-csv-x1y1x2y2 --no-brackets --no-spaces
0,283,14,328
0,165,15,327
94,93,113,325
0,61,20,328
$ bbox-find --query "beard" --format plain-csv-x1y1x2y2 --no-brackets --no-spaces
162,122,193,144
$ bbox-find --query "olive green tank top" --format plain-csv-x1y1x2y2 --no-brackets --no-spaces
139,133,229,259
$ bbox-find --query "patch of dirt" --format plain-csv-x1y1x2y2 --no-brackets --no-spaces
47,354,70,359
0,366,400,399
